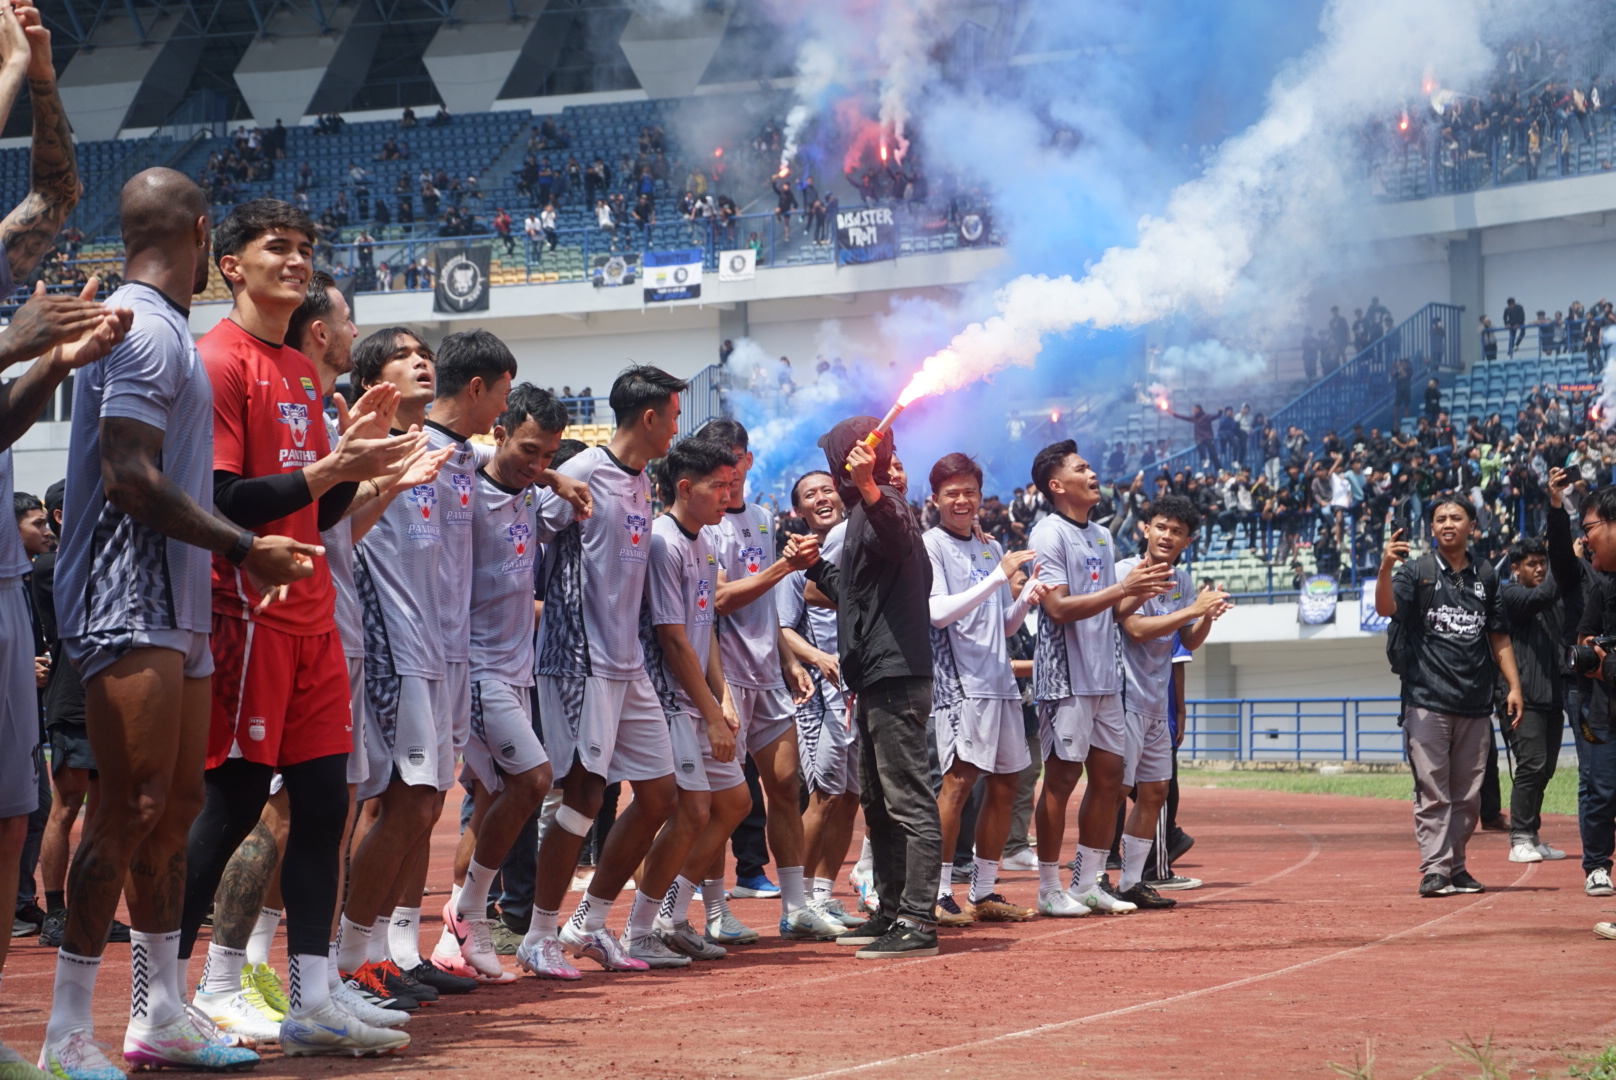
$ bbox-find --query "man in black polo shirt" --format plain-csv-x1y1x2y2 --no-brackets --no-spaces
1376,494,1523,898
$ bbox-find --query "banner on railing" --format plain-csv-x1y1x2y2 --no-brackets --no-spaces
718,249,755,282
835,207,896,265
591,252,639,288
1297,574,1339,625
643,249,703,302
433,244,490,314
1359,580,1390,633
959,210,992,246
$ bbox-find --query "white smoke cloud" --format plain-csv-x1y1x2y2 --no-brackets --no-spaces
780,41,842,170
876,0,946,160
1156,341,1269,387
901,0,1497,405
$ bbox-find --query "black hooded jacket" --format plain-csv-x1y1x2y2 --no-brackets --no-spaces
805,416,932,692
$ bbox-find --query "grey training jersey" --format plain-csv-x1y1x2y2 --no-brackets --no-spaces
536,445,654,681
924,527,1018,705
321,415,363,659
357,461,444,681
1030,513,1121,700
642,514,718,719
57,283,215,639
1114,556,1193,721
470,469,573,685
426,423,486,664
711,503,785,690
0,450,27,580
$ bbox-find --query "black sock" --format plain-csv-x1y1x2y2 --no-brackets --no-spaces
45,890,65,913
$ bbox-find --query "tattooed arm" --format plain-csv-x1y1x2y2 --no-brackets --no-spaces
1,0,78,282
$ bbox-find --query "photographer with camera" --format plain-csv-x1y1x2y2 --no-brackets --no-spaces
1499,533,1568,865
1377,495,1523,898
1563,484,1616,926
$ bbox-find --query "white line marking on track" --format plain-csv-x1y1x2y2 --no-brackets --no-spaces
785,861,1537,1079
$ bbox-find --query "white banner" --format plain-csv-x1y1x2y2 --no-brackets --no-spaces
718,248,755,282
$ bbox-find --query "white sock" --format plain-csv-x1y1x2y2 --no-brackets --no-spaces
287,953,330,1016
936,864,953,901
521,907,560,950
655,876,698,931
368,916,391,964
856,836,873,872
702,880,728,923
389,907,423,970
1070,845,1107,897
777,866,807,915
457,860,497,919
1037,860,1061,897
1120,834,1152,892
201,942,246,996
811,876,834,901
129,929,184,1030
45,951,102,1044
969,858,1000,903
335,916,371,975
568,891,612,934
326,942,341,991
626,890,659,940
244,906,282,967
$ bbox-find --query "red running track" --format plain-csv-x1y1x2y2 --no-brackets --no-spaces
2,786,1611,1078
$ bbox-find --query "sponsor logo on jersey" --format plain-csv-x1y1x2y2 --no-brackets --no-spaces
451,473,474,508
969,567,994,584
1096,537,1108,546
299,376,318,401
1473,580,1485,599
706,553,716,565
499,740,517,758
680,758,696,774
1085,555,1102,583
277,402,310,448
741,545,765,574
278,448,318,467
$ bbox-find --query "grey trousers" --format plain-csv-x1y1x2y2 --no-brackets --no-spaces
1404,706,1492,878
1004,733,1042,858
855,676,942,927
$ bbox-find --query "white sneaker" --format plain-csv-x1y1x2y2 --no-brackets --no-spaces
1001,849,1040,872
192,987,283,1046
459,917,516,982
1072,886,1137,914
780,905,845,940
656,921,727,960
1535,839,1568,861
704,908,759,945
331,982,411,1029
1036,891,1090,918
515,935,582,980
280,1000,410,1057
37,1032,124,1080
812,897,865,928
1509,841,1544,863
123,1011,261,1071
1587,868,1615,897
624,932,692,968
558,923,650,971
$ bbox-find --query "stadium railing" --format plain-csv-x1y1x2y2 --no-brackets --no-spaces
1183,697,1409,762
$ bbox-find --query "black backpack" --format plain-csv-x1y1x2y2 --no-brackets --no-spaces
1385,551,1498,677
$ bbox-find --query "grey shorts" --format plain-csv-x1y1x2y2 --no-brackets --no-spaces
669,710,746,793
1123,709,1174,787
936,696,1032,776
1037,693,1127,764
48,723,97,776
0,581,39,818
734,684,795,758
799,706,859,796
345,656,369,787
464,679,548,793
360,674,453,800
65,627,214,684
537,674,672,783
445,660,471,753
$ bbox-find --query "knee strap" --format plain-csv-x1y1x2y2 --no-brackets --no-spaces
556,804,593,837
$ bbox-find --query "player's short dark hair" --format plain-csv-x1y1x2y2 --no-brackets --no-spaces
1585,485,1616,527
352,327,431,390
610,364,687,427
499,382,568,435
287,270,338,354
790,470,834,509
1427,493,1476,522
929,453,983,495
12,491,41,522
660,438,737,503
435,329,517,399
1148,493,1200,534
213,198,316,269
550,439,588,470
1509,536,1547,563
693,417,749,452
1030,439,1079,500
44,479,64,534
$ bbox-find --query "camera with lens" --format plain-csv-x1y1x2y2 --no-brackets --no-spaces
1567,634,1616,676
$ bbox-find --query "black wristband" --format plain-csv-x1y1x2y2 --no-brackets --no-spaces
226,530,257,566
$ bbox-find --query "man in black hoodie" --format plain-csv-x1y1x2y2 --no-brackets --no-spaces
806,417,940,958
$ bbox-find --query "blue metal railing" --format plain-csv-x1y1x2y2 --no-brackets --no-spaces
1183,698,1408,761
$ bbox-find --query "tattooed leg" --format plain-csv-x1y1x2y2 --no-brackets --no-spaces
210,821,280,950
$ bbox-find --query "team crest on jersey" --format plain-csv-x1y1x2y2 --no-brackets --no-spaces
969,567,994,584
741,545,765,574
299,376,318,401
506,519,532,556
409,484,437,520
625,513,648,545
451,473,474,508
277,402,310,448
696,578,712,613
1085,555,1102,583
